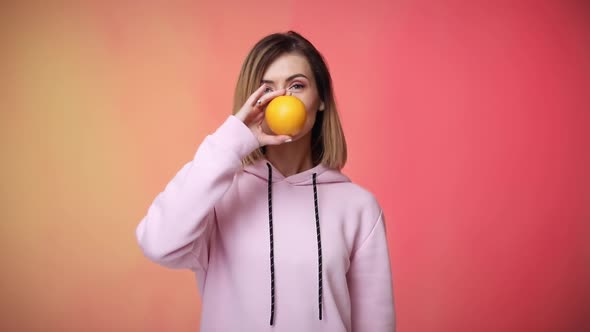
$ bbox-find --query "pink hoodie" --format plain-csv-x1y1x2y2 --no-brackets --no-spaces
136,116,395,331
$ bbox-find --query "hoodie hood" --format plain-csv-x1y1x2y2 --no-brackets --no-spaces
243,158,350,186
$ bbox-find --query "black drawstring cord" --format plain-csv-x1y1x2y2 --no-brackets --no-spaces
266,164,323,325
267,163,276,326
313,173,323,320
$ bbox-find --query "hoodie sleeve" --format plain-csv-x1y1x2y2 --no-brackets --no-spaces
347,211,396,331
135,115,259,270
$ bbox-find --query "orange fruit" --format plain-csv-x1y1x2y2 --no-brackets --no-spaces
264,96,307,136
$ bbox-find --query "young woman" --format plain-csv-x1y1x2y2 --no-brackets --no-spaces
136,31,395,331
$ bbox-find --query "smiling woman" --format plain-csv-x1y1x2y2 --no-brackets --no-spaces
135,31,396,331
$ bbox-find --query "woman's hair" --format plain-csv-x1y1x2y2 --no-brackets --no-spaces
233,31,347,169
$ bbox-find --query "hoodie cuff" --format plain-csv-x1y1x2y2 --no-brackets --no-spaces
211,115,260,159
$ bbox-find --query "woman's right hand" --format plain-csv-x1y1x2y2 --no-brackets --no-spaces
234,84,292,146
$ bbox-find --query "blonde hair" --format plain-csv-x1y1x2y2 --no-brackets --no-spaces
232,31,347,169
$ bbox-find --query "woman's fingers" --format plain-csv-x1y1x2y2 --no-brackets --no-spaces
239,87,286,125
245,84,269,107
245,84,284,108
253,88,286,108
237,85,267,123
238,85,290,147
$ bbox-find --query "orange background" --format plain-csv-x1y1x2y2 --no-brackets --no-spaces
2,1,589,331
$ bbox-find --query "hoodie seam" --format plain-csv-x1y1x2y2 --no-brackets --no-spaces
350,209,383,261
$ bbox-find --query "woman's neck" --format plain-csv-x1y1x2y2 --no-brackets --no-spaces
265,132,313,177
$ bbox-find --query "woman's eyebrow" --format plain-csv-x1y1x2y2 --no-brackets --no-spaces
261,73,309,85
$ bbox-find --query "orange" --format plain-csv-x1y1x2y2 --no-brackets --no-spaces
265,96,307,136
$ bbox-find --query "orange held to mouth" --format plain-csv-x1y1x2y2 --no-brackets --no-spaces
265,96,307,136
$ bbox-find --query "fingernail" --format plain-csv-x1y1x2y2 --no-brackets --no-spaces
284,138,292,143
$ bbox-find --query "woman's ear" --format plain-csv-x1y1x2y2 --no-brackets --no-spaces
319,101,325,112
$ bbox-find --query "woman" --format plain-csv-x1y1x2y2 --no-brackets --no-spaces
136,31,395,331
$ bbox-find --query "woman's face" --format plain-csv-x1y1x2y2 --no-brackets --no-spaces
260,52,324,140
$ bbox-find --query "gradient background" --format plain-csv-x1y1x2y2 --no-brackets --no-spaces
2,1,590,331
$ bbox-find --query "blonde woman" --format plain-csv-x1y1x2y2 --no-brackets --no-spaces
136,31,395,331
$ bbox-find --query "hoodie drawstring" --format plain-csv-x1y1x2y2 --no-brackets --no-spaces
267,163,276,326
313,173,324,321
266,163,324,325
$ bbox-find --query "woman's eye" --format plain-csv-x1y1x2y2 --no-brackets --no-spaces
288,83,304,90
263,86,273,93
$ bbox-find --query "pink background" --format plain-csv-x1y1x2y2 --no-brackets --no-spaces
2,1,589,331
